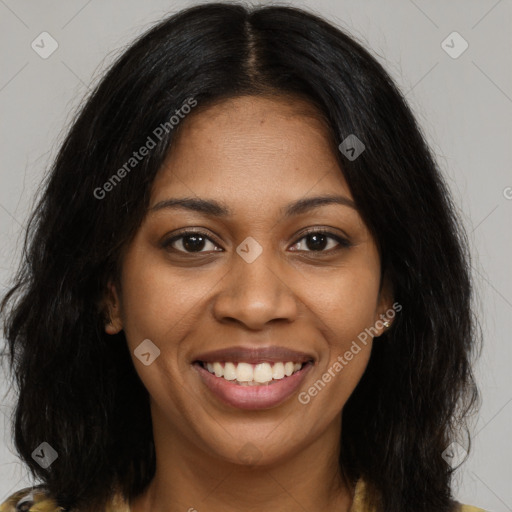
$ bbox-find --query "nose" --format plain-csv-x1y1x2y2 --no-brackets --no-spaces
212,243,299,330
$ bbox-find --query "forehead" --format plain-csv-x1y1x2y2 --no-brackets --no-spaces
150,95,351,207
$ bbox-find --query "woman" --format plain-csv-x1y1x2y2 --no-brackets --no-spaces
0,3,486,511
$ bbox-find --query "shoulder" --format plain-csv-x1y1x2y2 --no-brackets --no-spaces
0,486,64,512
2,484,489,512
0,486,130,512
455,504,490,512
352,479,490,512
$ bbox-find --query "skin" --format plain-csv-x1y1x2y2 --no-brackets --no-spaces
104,95,393,512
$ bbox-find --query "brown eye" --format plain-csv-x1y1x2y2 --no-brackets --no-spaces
163,231,222,254
289,230,351,253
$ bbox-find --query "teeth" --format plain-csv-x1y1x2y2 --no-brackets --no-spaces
272,362,285,379
236,362,254,382
202,361,305,384
254,362,273,383
213,362,223,378
223,362,237,381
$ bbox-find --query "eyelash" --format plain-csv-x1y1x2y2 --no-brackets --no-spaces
162,228,351,256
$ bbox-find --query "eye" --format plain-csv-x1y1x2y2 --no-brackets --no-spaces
162,230,222,254
162,228,351,255
289,229,351,253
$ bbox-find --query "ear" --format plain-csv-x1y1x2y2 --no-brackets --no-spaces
103,280,123,335
374,274,395,337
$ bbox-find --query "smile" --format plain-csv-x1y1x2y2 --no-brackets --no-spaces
201,361,304,385
193,360,314,410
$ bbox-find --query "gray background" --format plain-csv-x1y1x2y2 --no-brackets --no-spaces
0,0,511,510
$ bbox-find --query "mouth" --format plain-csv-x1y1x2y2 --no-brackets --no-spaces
196,360,308,385
192,359,314,410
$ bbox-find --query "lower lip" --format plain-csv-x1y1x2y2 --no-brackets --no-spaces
193,362,313,410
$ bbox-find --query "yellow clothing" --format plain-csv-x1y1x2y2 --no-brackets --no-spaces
0,479,488,511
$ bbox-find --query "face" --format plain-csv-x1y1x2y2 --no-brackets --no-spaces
105,95,393,466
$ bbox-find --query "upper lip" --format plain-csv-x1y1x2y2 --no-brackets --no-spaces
193,346,315,364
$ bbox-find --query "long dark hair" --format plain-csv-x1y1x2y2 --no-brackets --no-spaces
1,3,480,511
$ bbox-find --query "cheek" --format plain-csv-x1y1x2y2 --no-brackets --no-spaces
116,250,205,416
118,246,204,349
305,258,380,405
317,261,381,343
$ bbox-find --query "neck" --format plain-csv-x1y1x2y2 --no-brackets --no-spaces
129,405,354,512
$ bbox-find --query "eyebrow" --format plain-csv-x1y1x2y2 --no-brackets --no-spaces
149,194,357,218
